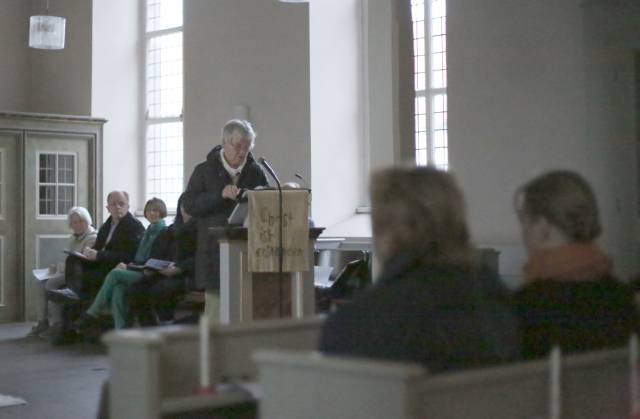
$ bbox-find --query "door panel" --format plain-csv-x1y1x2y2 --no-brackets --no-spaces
0,131,21,322
24,132,92,321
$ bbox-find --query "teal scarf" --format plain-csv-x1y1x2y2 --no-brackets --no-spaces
134,219,166,264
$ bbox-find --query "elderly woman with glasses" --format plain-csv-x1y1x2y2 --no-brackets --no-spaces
182,119,268,318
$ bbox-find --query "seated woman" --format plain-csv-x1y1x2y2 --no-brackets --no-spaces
319,166,520,372
29,207,97,337
512,170,639,359
75,198,167,331
127,193,197,327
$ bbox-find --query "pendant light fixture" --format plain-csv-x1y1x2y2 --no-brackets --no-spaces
29,0,66,50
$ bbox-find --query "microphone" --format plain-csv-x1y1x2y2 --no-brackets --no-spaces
294,173,310,190
258,157,281,187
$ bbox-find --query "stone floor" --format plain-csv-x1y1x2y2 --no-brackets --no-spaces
0,323,108,419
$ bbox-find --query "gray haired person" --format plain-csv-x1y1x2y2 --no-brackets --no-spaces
182,119,268,317
29,206,97,337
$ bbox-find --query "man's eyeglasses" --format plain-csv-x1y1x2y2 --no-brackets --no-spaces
228,140,252,153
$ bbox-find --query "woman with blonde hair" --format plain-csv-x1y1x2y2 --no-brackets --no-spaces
512,170,638,358
320,166,519,372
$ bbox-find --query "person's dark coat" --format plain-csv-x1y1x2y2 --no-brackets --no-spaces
319,256,521,373
146,219,197,277
128,218,198,325
93,212,145,267
182,145,268,289
512,278,639,359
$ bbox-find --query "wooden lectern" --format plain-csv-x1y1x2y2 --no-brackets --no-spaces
209,189,322,324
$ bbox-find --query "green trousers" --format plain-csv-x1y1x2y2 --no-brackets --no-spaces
87,268,144,329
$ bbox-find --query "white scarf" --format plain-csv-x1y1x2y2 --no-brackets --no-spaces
220,150,247,184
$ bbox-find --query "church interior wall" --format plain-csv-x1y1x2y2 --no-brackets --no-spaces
183,0,310,200
1,0,639,281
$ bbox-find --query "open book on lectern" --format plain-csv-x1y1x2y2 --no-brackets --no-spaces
227,201,248,225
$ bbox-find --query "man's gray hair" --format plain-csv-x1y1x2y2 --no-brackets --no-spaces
221,119,256,148
68,206,93,227
107,190,130,204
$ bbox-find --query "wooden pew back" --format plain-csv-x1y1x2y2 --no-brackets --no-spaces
255,347,631,419
104,316,323,419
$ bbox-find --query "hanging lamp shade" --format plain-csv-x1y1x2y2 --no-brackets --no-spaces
29,15,66,50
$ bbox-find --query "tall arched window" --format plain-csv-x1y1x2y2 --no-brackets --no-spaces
412,0,448,169
145,0,183,210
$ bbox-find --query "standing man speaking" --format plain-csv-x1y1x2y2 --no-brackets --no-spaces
183,119,268,320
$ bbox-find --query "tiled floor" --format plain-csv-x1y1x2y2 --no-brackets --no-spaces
0,323,108,419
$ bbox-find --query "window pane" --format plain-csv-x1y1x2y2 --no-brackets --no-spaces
147,0,182,32
416,148,428,166
147,32,183,118
434,147,448,167
416,132,427,150
412,0,426,94
413,1,448,169
433,130,447,148
57,186,74,215
57,155,75,184
431,0,446,19
39,185,56,215
39,154,56,183
146,122,183,210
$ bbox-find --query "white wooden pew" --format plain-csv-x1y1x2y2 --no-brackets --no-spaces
103,316,323,419
255,346,633,419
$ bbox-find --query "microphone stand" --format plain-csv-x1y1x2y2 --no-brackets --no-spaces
259,158,284,317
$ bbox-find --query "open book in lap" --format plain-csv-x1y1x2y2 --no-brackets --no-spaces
127,258,174,272
63,249,89,261
32,268,64,282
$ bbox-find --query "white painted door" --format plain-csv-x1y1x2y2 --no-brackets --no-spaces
23,132,93,321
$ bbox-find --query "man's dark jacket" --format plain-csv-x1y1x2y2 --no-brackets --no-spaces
93,212,145,267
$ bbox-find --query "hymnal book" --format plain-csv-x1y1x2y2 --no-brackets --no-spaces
32,268,64,282
127,258,174,271
227,201,248,225
63,249,89,260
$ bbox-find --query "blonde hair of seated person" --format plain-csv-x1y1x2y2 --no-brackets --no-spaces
370,166,473,270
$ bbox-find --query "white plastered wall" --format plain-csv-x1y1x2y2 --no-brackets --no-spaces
91,0,142,215
448,0,640,281
309,0,364,230
183,0,310,192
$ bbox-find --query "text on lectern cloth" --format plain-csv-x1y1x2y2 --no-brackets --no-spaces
247,190,309,272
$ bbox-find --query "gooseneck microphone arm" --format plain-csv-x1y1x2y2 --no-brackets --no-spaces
294,173,310,191
259,157,281,188
258,157,284,317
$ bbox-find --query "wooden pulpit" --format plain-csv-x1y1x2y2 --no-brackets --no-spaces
209,189,323,324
